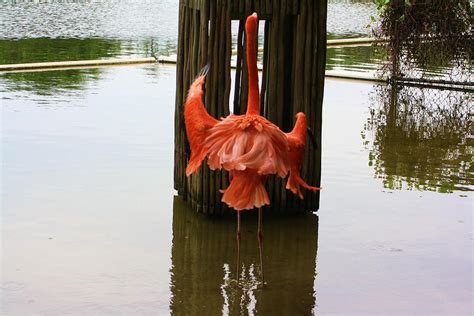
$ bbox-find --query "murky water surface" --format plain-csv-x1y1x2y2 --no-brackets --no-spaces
0,0,382,72
1,65,472,314
0,0,374,40
1,0,473,314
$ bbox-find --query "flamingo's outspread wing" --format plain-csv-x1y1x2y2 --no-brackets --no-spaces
285,112,321,199
184,65,218,176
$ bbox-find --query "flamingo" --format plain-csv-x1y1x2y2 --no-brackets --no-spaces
183,13,320,283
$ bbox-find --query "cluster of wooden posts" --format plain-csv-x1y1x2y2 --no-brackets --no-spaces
174,0,327,215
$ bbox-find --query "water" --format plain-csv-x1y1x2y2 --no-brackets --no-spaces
0,0,180,40
2,65,176,315
0,0,383,72
0,0,373,40
1,0,473,314
1,65,472,314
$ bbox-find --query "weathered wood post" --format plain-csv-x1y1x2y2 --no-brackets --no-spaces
174,0,327,215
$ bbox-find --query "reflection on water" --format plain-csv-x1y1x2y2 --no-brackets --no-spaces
326,44,386,72
1,69,102,99
2,64,472,313
0,38,125,97
0,64,168,108
1,64,176,315
0,0,377,73
0,38,166,98
170,196,319,315
363,84,473,193
0,38,124,64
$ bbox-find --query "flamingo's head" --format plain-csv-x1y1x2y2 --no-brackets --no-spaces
245,12,258,37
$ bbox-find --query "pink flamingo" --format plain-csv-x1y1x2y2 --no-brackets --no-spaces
183,13,320,283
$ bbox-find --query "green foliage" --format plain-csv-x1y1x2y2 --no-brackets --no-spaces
374,0,412,13
374,0,391,13
372,0,472,75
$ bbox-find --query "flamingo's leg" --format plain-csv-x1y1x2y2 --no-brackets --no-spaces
236,211,241,283
257,207,265,284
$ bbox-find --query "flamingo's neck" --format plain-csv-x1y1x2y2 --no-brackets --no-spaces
246,20,260,116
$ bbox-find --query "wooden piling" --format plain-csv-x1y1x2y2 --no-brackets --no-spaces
175,0,327,214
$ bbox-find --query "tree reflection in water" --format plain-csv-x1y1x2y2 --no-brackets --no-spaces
0,38,124,97
170,196,319,315
363,84,472,192
0,38,164,97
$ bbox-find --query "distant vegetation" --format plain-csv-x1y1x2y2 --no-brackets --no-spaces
372,0,472,76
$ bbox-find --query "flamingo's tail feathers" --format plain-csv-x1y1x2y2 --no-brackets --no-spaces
184,60,219,177
286,170,321,199
221,170,270,211
188,61,211,92
199,58,211,77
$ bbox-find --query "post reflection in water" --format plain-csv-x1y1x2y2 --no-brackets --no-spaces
363,84,473,193
170,196,319,315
